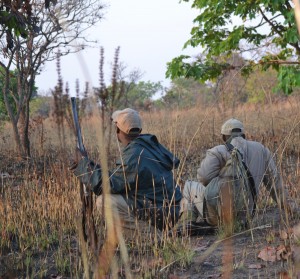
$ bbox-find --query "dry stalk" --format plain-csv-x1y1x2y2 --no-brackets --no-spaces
77,216,90,279
93,112,131,278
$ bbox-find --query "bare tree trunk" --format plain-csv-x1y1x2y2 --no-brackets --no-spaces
10,113,24,157
19,105,31,158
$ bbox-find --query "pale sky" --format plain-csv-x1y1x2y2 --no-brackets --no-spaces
35,0,198,95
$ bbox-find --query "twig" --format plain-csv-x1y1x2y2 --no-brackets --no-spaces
215,223,272,244
159,256,185,272
77,216,90,279
191,224,272,266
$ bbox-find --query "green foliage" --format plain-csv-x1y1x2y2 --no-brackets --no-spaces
0,10,28,38
166,56,229,82
277,66,300,94
0,0,43,44
0,69,17,120
0,68,37,120
126,80,163,107
168,0,300,94
29,96,51,118
161,239,195,268
162,77,212,108
115,80,163,109
244,68,280,103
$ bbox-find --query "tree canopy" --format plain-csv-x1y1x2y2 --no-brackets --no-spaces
166,0,300,94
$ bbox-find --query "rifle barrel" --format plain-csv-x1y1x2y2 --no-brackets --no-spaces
71,97,86,154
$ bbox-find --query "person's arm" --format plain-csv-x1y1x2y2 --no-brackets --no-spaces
197,147,225,186
108,154,138,194
72,152,139,195
72,157,103,195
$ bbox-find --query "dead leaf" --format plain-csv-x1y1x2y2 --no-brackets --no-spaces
258,246,277,262
279,271,292,279
276,244,292,261
279,230,289,240
248,263,265,269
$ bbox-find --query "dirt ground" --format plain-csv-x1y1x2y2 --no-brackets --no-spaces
170,208,299,279
0,204,299,279
0,154,299,279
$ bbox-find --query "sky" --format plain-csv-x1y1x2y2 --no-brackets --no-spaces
35,0,199,96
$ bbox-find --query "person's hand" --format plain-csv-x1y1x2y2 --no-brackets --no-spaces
69,148,87,170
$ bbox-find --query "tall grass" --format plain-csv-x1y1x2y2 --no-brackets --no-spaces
1,95,300,278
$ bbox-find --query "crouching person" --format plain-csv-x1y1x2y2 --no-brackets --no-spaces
70,108,182,244
179,118,295,236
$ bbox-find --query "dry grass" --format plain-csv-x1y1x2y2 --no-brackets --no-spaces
1,96,300,278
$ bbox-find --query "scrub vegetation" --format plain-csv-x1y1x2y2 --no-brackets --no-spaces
1,95,300,278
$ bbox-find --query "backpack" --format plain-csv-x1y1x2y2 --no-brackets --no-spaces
218,142,257,227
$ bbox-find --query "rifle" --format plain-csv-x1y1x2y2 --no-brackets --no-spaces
71,97,87,157
70,97,98,255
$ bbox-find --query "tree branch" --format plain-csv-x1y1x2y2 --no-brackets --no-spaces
259,60,300,65
258,7,285,37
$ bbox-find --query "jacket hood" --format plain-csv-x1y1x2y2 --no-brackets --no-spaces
132,134,180,170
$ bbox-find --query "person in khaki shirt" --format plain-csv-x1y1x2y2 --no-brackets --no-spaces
179,118,295,234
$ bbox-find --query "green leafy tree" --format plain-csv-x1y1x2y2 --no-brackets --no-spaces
0,0,35,42
0,68,16,120
0,0,57,42
29,95,51,118
162,77,211,108
244,68,283,103
121,80,163,109
167,0,300,95
0,68,37,120
113,63,163,109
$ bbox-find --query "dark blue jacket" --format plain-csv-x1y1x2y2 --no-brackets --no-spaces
73,134,182,230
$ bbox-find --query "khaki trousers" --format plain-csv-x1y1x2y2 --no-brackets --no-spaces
96,194,162,243
180,180,206,223
180,180,220,226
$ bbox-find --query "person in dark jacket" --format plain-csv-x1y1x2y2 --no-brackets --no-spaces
71,108,182,240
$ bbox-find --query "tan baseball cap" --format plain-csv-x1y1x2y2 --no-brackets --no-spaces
112,108,142,135
221,118,244,135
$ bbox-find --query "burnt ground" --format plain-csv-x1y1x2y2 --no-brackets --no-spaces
122,207,299,279
170,208,299,279
0,204,299,279
0,154,299,279
99,207,300,278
